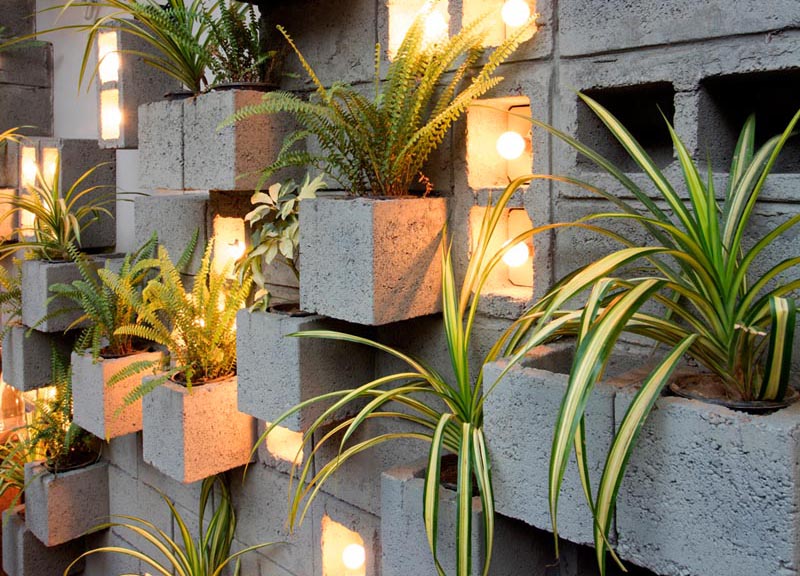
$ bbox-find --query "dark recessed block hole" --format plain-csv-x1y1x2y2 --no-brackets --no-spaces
576,82,675,173
699,70,800,173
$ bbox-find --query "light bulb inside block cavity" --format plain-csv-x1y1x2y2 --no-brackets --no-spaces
342,543,366,570
496,131,526,160
502,241,530,268
20,147,37,188
41,148,59,189
423,10,448,45
100,89,122,140
227,239,246,261
501,0,531,27
97,31,120,83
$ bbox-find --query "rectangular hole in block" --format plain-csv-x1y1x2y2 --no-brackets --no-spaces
699,70,800,173
577,82,675,173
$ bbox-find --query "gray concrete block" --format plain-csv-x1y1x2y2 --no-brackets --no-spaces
0,84,52,136
141,376,257,483
312,492,381,576
614,386,800,576
299,196,446,325
236,309,375,431
133,191,209,275
24,460,110,547
83,530,142,576
137,457,204,514
20,258,83,333
0,0,36,38
184,90,298,191
558,0,800,57
0,42,52,88
104,433,139,478
381,460,552,576
0,142,19,188
72,349,163,440
2,505,84,576
137,98,185,190
2,324,74,391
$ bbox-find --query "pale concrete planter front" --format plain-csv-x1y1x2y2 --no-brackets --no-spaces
2,324,73,391
141,375,257,483
20,258,83,332
2,505,84,576
299,196,446,325
137,98,185,190
236,308,374,431
71,349,163,439
24,460,109,547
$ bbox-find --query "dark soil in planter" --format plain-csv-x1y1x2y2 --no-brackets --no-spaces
268,302,311,317
669,374,799,414
44,435,102,474
99,341,157,360
164,90,195,100
209,82,278,92
169,371,236,389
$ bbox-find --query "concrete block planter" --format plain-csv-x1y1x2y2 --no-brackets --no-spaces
299,196,446,325
137,98,185,190
236,308,374,431
2,324,74,391
141,376,257,483
24,460,109,546
20,258,83,333
184,89,297,191
381,460,550,576
71,349,163,440
2,505,84,576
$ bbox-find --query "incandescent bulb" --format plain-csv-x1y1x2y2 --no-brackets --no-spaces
342,543,366,570
496,131,526,160
502,241,530,268
97,31,120,83
423,10,448,45
227,239,246,261
501,0,531,27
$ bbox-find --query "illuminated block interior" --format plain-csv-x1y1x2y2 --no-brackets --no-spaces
470,206,533,297
321,515,366,576
212,216,247,276
462,0,536,47
100,89,122,141
265,423,305,465
97,30,120,84
41,147,60,189
387,0,449,58
20,146,37,189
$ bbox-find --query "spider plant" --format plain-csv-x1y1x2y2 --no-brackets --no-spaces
226,4,537,195
64,474,275,576
46,234,159,359
0,163,115,261
502,94,800,574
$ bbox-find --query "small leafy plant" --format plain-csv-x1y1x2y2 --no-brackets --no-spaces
0,260,22,340
227,5,537,195
64,474,274,576
236,172,326,310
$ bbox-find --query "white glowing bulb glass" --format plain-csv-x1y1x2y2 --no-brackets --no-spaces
100,89,122,140
496,131,526,160
423,10,448,46
502,241,530,268
342,543,366,570
41,148,59,189
501,0,531,27
97,31,120,84
20,146,37,189
227,239,246,262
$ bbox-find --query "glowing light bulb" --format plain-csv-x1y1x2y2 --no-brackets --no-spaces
501,0,531,27
502,241,530,268
342,543,366,570
100,89,122,140
496,131,526,160
97,31,120,83
227,239,245,262
423,10,448,46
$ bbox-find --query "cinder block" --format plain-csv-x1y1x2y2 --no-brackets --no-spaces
72,349,163,440
312,492,381,576
2,324,74,391
83,530,142,576
24,460,110,547
482,341,644,546
0,42,52,88
20,258,83,332
381,460,552,576
0,0,36,38
2,505,84,576
105,433,139,478
299,196,446,325
615,387,800,576
133,191,209,274
137,98,185,190
184,90,299,191
0,187,16,239
0,142,20,188
0,84,53,137
236,309,374,431
141,376,256,483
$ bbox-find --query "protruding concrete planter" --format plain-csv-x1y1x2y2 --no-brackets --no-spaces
381,460,551,576
20,258,83,332
141,375,256,483
2,324,74,391
137,98,185,190
71,349,163,440
236,308,374,431
299,196,446,325
2,505,84,576
183,89,296,191
24,460,109,547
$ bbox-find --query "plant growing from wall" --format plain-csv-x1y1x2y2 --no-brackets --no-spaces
227,5,537,195
0,260,22,340
0,163,115,261
502,95,800,575
112,240,252,402
64,474,274,576
236,172,326,310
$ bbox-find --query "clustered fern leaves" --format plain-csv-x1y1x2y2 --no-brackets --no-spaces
0,260,22,340
227,6,537,195
112,241,252,404
206,0,275,85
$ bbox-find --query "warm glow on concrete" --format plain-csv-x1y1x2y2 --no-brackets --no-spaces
388,0,449,57
265,423,305,464
20,146,37,189
212,217,246,275
41,147,59,189
321,515,366,576
100,89,122,141
506,209,533,287
462,0,536,47
97,30,120,84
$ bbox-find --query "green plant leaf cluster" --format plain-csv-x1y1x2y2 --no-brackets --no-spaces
64,474,275,576
236,172,326,310
226,5,537,195
0,259,22,341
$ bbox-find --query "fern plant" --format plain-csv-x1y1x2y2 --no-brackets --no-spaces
227,5,537,195
0,260,22,340
46,234,159,359
111,241,252,404
236,172,326,310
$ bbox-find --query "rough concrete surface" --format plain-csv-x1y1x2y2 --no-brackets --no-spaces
2,324,74,391
137,98,185,190
1,505,84,576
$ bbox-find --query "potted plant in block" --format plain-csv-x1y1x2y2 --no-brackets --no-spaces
496,96,800,576
113,241,256,483
227,5,538,324
46,235,163,440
